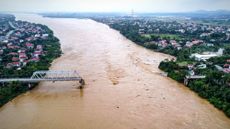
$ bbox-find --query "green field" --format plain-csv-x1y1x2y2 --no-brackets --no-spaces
141,34,181,40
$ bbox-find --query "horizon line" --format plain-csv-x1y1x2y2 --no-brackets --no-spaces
1,9,230,15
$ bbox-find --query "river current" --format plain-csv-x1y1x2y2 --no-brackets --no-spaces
0,14,230,129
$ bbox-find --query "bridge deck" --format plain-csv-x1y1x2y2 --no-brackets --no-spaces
0,77,82,83
0,70,84,85
186,75,206,79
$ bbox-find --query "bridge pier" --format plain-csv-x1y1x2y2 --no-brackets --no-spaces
79,79,85,89
184,75,206,86
184,78,189,86
28,83,31,89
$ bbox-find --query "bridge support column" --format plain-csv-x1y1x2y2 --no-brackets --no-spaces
28,83,32,89
184,78,189,86
79,78,85,89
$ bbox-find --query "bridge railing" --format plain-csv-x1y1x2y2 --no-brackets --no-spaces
0,70,83,83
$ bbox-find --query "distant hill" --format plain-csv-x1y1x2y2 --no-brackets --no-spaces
41,10,230,19
137,10,230,18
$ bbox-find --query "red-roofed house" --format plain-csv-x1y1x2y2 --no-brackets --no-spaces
25,43,34,49
36,45,43,51
6,62,20,68
30,57,40,62
12,57,19,62
33,51,42,57
8,52,18,56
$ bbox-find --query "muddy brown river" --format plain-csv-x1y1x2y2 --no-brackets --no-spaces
0,14,230,129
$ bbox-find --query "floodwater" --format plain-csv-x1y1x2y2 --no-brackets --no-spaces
0,14,230,129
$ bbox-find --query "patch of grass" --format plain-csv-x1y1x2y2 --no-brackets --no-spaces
177,61,188,67
158,34,181,40
141,34,182,40
141,34,151,38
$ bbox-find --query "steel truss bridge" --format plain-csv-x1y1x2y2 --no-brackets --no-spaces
0,70,85,87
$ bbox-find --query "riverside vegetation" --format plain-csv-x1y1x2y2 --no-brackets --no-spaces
0,14,61,106
91,15,230,117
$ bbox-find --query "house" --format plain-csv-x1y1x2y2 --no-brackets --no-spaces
8,45,20,49
19,52,27,58
223,69,230,74
30,57,40,62
19,39,24,43
224,64,230,68
206,43,214,47
22,60,28,66
177,29,185,33
190,48,224,61
25,42,34,49
8,52,18,56
187,64,194,70
197,64,207,69
0,49,3,55
36,45,43,51
159,40,168,48
190,53,218,61
0,36,6,42
18,49,26,53
6,62,20,68
43,34,49,38
185,41,193,48
215,65,224,71
34,34,40,38
185,40,204,48
138,29,145,34
12,62,20,67
19,52,28,62
12,57,19,62
215,65,230,74
170,40,177,46
188,70,195,76
2,40,8,43
33,51,42,57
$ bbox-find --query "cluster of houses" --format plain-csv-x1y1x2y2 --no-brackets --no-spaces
0,18,49,70
132,20,228,50
153,39,205,50
154,39,182,50
133,18,230,38
186,48,230,77
215,59,230,74
100,17,230,77
99,17,230,54
6,44,43,69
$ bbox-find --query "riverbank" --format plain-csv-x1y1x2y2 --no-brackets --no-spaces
0,14,230,129
89,16,230,118
0,14,62,107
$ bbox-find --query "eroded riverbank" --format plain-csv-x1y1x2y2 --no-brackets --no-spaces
0,14,230,129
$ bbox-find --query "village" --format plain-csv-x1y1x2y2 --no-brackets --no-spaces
95,16,230,75
0,14,50,70
92,16,230,116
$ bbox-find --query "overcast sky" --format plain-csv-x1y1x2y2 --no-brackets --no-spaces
0,0,229,13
